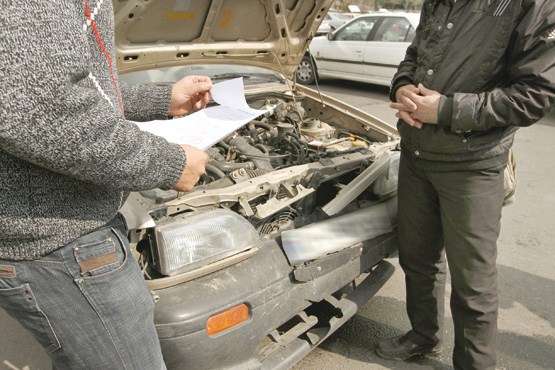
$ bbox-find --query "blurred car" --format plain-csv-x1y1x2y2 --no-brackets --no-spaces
296,12,420,86
316,11,358,35
115,0,400,369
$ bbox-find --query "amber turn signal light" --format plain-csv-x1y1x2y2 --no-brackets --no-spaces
206,303,250,335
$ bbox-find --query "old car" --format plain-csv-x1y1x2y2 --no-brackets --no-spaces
114,0,401,369
296,12,420,85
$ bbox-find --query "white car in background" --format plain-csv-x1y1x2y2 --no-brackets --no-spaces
297,12,420,86
316,11,358,35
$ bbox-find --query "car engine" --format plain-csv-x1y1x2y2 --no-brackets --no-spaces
131,91,400,277
206,99,367,226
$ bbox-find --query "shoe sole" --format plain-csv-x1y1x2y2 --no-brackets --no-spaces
376,347,443,361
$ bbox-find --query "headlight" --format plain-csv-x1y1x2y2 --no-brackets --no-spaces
151,209,261,276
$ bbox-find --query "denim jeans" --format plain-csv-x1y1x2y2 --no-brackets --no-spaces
0,215,166,369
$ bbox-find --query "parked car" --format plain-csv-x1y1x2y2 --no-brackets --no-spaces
297,12,420,86
115,0,400,369
316,11,358,35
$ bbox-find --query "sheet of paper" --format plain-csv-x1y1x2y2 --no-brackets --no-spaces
210,76,252,111
133,78,269,150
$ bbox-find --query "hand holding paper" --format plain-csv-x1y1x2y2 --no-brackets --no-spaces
168,75,213,116
134,78,270,149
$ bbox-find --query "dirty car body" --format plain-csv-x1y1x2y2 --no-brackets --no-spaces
114,1,400,369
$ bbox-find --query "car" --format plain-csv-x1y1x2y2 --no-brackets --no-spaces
317,11,359,35
114,0,400,369
296,12,420,86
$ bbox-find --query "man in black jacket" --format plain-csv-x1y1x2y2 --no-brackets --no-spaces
376,1,555,369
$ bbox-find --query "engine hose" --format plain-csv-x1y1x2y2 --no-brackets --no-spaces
282,140,301,163
248,128,259,143
252,120,276,142
210,160,254,173
204,164,225,179
253,120,275,133
218,140,231,149
254,144,269,154
285,132,307,161
207,148,225,161
230,136,273,172
286,130,302,141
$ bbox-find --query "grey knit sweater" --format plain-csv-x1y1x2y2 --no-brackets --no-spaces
0,1,186,260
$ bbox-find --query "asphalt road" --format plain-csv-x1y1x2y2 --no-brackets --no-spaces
1,79,554,370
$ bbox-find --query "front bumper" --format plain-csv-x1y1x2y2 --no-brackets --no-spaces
153,230,398,370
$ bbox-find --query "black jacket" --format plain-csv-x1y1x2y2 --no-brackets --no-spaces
391,0,555,170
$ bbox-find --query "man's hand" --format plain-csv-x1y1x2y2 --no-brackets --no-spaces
390,83,442,128
169,75,213,117
174,145,209,192
392,84,422,128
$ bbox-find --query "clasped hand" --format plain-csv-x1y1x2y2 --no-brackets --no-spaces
390,83,441,129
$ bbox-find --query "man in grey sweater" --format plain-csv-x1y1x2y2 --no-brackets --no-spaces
0,1,212,368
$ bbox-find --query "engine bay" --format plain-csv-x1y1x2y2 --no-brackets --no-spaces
130,89,400,278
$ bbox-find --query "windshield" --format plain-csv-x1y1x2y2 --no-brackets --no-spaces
120,64,284,85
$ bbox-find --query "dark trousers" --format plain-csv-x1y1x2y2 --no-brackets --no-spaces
398,151,505,370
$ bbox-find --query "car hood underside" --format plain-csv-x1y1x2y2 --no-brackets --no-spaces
114,0,334,79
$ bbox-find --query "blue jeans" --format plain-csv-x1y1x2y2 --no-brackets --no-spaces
0,216,166,369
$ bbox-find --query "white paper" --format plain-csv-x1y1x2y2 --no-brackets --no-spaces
134,78,269,149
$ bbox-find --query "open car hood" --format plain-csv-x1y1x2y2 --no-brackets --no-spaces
114,0,334,78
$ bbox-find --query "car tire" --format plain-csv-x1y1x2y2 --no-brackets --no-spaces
296,54,317,85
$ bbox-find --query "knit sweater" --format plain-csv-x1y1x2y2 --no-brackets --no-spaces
0,1,186,260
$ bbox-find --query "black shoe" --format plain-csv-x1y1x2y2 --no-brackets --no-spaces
376,334,442,361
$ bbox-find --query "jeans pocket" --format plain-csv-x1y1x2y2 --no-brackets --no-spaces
73,228,127,277
0,283,61,353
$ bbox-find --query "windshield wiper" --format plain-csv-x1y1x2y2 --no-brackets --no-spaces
211,73,251,81
211,73,284,83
